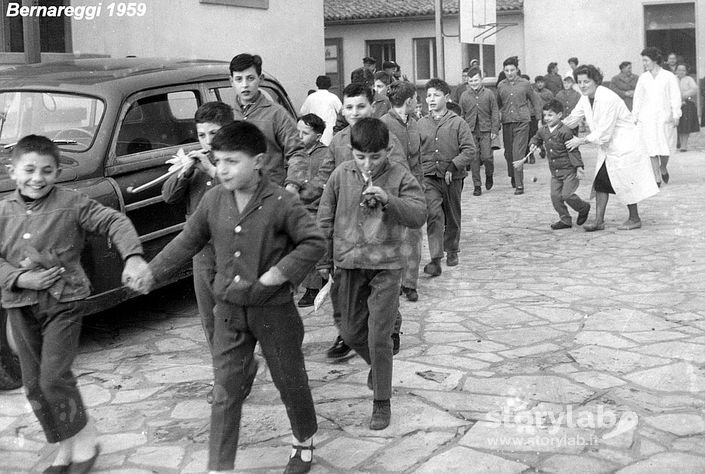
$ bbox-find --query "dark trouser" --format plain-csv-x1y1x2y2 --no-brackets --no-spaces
336,268,401,400
470,130,494,187
527,118,538,155
551,173,590,224
401,227,422,290
193,248,216,350
8,293,87,443
502,121,530,188
208,300,317,471
424,176,464,259
332,273,402,336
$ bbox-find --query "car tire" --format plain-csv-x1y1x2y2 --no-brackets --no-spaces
0,309,22,390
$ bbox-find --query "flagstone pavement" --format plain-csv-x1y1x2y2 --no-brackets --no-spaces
2,133,705,473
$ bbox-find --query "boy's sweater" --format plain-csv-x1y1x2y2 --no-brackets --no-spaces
417,110,475,180
0,187,143,308
232,91,308,188
530,123,584,177
161,154,217,217
150,175,325,307
459,86,500,134
380,109,423,183
317,160,426,271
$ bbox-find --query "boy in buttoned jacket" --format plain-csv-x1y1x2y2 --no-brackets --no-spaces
0,135,146,470
317,118,426,431
459,66,500,196
138,121,325,473
527,99,590,229
418,78,475,275
162,102,233,360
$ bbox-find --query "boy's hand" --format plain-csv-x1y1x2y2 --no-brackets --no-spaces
363,185,389,205
576,168,586,180
285,183,301,199
122,256,153,294
444,171,453,185
318,268,330,280
16,267,64,290
188,149,216,178
259,266,287,286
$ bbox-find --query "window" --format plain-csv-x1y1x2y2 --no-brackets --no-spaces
116,91,198,157
465,43,496,78
366,40,396,69
644,2,696,76
199,0,268,8
0,0,71,53
414,38,437,81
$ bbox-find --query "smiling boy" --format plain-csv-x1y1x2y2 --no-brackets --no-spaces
229,53,307,194
317,118,426,431
132,121,324,473
418,78,475,275
0,135,147,472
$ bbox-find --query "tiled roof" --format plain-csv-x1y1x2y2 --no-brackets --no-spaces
324,0,522,22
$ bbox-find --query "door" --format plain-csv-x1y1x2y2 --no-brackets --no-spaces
325,38,344,98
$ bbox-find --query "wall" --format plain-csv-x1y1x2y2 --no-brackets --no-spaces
69,0,324,108
325,17,463,86
495,11,525,75
522,0,644,80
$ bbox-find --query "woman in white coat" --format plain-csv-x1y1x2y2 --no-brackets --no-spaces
564,65,658,232
632,47,681,185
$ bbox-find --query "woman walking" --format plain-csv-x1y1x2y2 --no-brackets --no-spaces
564,65,658,231
632,47,681,185
674,63,700,152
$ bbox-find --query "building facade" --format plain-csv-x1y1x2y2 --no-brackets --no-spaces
0,0,324,107
325,0,702,101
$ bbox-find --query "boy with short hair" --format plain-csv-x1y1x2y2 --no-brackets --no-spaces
497,57,542,194
229,53,307,194
459,66,499,196
519,99,590,229
418,78,475,276
162,102,233,361
380,81,424,303
131,121,325,474
556,75,581,134
317,118,426,430
0,135,147,472
296,113,330,307
372,71,392,118
309,82,410,360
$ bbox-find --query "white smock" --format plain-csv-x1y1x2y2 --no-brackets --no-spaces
564,86,658,205
632,68,681,156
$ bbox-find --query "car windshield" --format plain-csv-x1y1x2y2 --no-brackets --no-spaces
0,91,105,152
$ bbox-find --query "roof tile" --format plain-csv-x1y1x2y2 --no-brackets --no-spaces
324,0,522,22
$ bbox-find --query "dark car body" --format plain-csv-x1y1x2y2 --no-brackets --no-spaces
0,58,296,389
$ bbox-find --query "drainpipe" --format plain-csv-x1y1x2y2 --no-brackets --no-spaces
23,0,41,64
434,0,445,79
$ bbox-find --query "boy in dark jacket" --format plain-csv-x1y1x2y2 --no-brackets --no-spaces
418,78,475,275
522,99,590,229
460,66,500,196
0,135,146,471
161,102,233,363
317,118,426,431
131,121,324,474
296,113,330,307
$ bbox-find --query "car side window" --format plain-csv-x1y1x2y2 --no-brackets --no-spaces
116,91,198,157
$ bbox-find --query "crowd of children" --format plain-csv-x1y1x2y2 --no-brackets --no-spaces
3,51,639,474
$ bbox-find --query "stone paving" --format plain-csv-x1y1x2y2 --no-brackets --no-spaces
2,132,705,473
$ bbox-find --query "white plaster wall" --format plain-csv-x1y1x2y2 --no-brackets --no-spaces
495,12,525,76
69,0,324,108
325,17,463,86
522,0,644,81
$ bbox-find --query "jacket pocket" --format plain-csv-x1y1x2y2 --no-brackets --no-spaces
248,280,283,306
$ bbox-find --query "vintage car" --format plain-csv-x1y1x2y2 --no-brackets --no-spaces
0,57,297,389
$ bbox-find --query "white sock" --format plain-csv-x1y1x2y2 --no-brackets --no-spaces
291,435,314,462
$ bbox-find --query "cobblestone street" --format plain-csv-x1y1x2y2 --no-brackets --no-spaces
2,133,705,473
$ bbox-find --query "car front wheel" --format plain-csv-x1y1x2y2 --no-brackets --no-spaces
0,309,22,390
